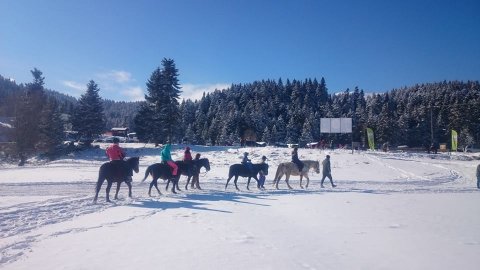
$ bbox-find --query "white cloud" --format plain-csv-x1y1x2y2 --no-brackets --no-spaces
97,70,132,83
62,80,85,95
180,83,231,101
121,87,145,101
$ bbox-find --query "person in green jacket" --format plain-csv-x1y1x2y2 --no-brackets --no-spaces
161,143,178,176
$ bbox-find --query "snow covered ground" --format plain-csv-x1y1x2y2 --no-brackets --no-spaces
1,144,479,270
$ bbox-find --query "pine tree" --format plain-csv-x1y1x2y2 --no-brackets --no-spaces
299,118,314,146
134,103,154,142
262,126,272,144
184,124,195,144
158,58,182,142
14,68,46,165
72,80,105,144
134,58,181,144
37,99,65,159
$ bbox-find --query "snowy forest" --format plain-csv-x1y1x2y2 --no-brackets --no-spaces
176,79,480,148
1,61,479,162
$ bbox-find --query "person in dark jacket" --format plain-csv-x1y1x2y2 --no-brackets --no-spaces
291,147,304,172
242,152,254,175
321,155,336,188
477,164,480,189
257,156,268,188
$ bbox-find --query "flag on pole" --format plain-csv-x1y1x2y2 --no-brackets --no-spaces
366,128,375,150
451,130,458,151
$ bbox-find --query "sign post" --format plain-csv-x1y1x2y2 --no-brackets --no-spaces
320,118,353,154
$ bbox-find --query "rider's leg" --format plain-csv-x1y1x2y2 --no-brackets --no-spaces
167,161,178,175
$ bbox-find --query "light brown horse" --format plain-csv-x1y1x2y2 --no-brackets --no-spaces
273,160,320,189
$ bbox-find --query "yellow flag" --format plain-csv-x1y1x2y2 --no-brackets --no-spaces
451,130,458,151
367,128,375,150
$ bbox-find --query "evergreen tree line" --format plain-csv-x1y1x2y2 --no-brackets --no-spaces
168,79,479,149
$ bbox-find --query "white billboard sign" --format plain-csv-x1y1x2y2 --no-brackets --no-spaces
320,118,352,133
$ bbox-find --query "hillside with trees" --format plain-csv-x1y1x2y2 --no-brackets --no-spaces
1,66,479,163
173,79,479,149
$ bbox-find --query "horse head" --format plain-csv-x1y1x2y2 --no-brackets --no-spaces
202,158,211,172
127,157,140,173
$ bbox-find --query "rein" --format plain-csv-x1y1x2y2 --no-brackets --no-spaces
199,169,208,177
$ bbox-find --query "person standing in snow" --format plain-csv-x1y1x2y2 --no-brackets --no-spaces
476,164,480,189
320,155,336,188
257,155,268,188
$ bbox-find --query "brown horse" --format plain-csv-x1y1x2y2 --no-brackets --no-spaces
273,160,320,189
93,157,140,203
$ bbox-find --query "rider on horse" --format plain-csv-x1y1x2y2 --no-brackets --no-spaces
183,146,194,175
291,147,304,172
161,143,178,176
105,137,132,181
242,152,254,175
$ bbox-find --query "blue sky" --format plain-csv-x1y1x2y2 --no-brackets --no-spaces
1,0,479,101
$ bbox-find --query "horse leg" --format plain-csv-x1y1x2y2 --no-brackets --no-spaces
305,175,310,189
225,176,233,190
185,176,191,190
253,176,260,190
275,174,282,190
247,177,251,190
126,181,132,198
171,178,177,194
195,175,202,190
105,181,113,202
234,176,240,191
175,178,182,192
154,178,162,196
190,175,196,188
286,174,293,189
114,182,121,200
300,174,304,189
93,176,106,203
166,179,170,191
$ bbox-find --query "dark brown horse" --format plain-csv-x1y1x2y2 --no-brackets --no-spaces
185,158,211,190
141,162,182,196
225,163,269,191
93,157,140,203
167,158,211,191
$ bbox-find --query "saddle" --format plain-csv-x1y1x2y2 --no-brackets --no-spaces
110,160,131,181
162,161,176,176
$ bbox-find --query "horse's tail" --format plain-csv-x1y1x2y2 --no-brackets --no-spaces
273,164,283,183
94,163,107,203
141,165,152,183
95,166,106,192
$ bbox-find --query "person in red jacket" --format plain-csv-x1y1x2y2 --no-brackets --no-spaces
105,137,131,181
106,137,126,160
183,146,193,176
183,146,193,162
